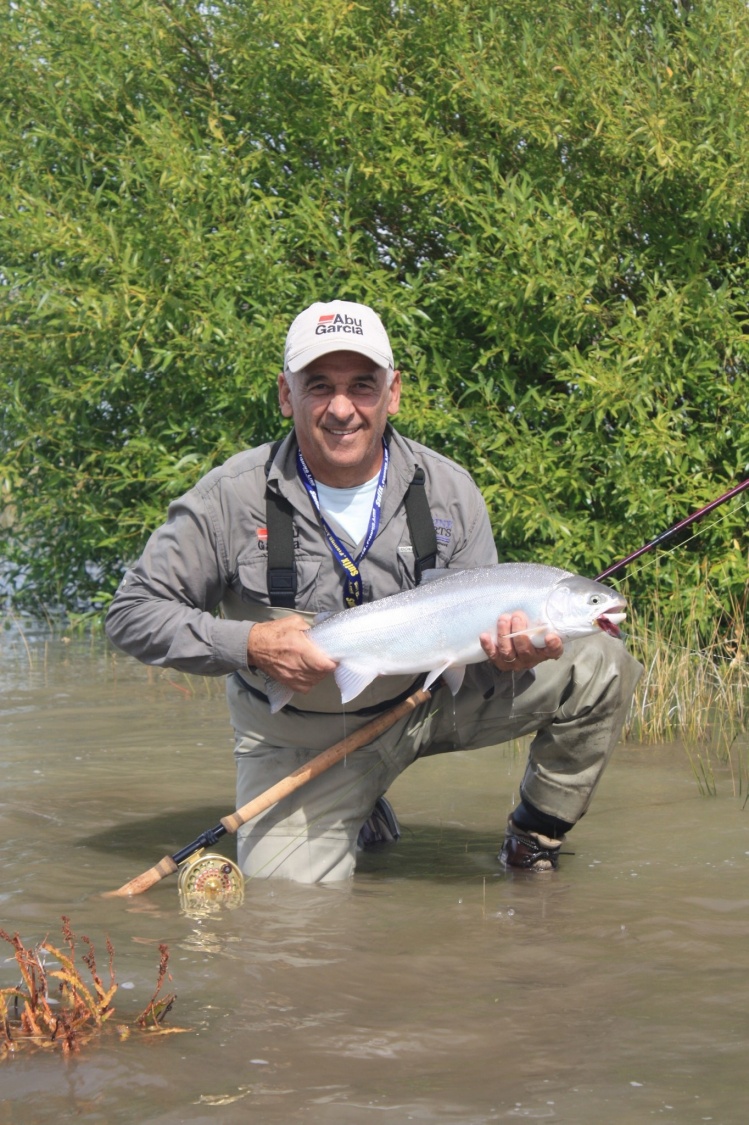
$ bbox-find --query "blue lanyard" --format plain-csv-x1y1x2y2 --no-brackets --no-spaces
296,440,389,608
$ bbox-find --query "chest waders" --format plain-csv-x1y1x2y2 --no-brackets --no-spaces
262,437,439,854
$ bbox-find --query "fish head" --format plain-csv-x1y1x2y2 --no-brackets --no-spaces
545,575,627,640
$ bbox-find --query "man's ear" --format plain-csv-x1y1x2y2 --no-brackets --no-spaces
387,369,402,416
278,372,294,419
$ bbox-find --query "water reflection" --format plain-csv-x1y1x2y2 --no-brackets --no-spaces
2,632,749,1123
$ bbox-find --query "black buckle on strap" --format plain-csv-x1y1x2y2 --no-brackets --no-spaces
267,566,297,608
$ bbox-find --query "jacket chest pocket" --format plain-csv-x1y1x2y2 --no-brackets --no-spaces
234,554,322,610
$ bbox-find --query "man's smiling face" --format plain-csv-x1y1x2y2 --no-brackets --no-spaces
278,350,401,487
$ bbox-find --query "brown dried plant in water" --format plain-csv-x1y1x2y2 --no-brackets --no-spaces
0,916,182,1057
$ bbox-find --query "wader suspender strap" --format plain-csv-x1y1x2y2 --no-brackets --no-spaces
265,440,297,608
404,466,437,583
264,440,437,607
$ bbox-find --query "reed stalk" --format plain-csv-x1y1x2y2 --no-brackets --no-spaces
625,590,749,795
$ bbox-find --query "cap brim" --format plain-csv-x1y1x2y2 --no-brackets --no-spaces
286,336,392,374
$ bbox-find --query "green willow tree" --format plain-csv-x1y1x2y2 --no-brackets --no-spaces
1,0,748,626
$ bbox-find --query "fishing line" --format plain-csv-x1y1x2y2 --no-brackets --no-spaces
602,492,749,588
496,492,749,664
607,493,749,677
597,478,749,582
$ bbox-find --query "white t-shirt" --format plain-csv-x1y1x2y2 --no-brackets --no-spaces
316,473,380,546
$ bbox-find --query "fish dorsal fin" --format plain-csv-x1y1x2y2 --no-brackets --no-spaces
419,568,466,584
334,663,378,704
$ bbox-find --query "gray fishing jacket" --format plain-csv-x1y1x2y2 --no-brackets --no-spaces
105,425,499,712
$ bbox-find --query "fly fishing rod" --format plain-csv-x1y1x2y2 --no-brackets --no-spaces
595,476,749,582
104,685,434,902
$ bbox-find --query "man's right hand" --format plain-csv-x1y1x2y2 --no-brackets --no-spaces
247,616,337,695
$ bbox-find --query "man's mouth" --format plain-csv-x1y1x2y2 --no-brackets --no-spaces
595,609,627,638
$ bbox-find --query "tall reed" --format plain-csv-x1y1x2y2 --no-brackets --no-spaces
625,588,748,795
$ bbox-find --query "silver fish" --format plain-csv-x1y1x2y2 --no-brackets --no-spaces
265,563,627,713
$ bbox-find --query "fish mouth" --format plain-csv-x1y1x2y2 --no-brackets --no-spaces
595,609,627,638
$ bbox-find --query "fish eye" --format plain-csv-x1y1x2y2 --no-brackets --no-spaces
588,594,603,605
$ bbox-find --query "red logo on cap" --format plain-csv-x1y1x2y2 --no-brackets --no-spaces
318,314,335,322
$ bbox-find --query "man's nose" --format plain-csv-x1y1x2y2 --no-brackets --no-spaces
327,391,355,417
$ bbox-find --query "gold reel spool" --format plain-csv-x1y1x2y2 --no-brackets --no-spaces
177,850,244,911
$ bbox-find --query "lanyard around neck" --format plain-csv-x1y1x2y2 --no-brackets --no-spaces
296,440,389,608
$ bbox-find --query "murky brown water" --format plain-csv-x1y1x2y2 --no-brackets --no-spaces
2,629,749,1124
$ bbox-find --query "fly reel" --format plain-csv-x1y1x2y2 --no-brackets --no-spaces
177,850,244,911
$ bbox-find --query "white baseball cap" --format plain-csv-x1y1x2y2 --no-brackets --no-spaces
283,300,394,374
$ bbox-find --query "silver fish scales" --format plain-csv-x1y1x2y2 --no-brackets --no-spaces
265,563,627,714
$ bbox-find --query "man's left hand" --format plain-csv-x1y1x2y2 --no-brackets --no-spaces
480,611,563,673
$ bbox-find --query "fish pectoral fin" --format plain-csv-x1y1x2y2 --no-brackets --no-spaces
265,678,294,715
423,662,465,694
507,623,552,649
334,664,378,705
